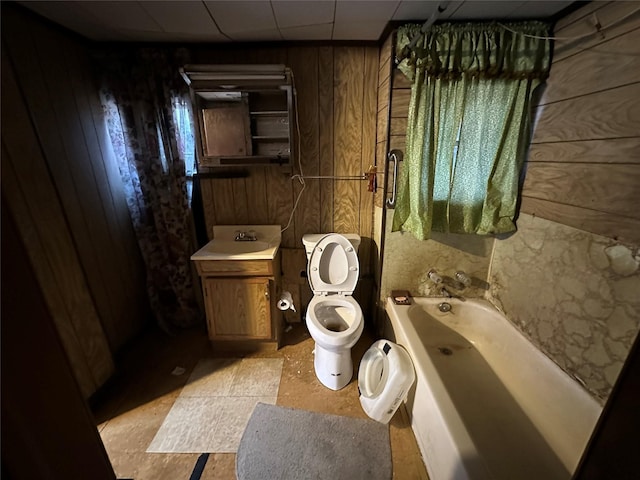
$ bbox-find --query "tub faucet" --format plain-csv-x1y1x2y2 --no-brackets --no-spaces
427,269,443,285
454,271,472,288
441,286,465,301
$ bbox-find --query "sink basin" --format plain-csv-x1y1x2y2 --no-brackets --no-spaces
190,225,281,261
207,240,271,254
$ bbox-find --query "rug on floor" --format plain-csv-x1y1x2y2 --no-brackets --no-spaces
146,357,283,454
236,403,392,480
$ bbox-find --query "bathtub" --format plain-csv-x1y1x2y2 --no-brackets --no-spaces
385,297,602,480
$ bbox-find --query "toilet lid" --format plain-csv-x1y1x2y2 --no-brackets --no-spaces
308,233,359,295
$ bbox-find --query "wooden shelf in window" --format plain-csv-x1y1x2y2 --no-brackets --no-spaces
252,135,289,140
250,110,288,116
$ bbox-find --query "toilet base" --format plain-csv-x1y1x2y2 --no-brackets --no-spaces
313,344,353,390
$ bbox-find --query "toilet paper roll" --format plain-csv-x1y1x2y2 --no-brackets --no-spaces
277,291,296,312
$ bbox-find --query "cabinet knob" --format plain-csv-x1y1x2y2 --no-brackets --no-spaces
265,288,270,299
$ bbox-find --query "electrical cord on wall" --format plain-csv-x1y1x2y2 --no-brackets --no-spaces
279,69,305,237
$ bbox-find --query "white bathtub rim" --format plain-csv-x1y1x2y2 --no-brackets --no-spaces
386,296,602,477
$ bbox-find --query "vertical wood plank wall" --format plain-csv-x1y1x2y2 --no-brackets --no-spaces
522,2,640,245
192,45,379,320
1,6,149,397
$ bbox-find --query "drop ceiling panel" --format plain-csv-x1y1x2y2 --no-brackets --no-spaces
392,1,442,21
272,1,335,28
140,1,225,40
204,1,277,35
333,0,400,40
280,23,334,41
19,1,117,41
19,0,574,43
508,1,575,19
76,1,161,32
448,1,526,20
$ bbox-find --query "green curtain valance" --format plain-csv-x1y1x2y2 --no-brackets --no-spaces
397,21,552,81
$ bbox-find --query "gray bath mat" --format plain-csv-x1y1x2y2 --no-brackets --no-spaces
236,403,392,480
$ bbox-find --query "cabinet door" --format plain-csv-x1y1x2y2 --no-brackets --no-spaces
203,277,271,340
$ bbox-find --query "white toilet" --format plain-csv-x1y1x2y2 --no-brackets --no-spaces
302,233,364,391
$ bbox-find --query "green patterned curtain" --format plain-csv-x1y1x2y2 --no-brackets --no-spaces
392,22,552,239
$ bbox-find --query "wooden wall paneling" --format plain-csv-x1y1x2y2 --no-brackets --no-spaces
532,82,640,143
376,105,389,140
528,138,640,164
280,247,307,323
390,117,408,136
199,179,217,239
375,141,388,209
289,46,321,245
318,46,335,234
1,150,97,398
553,2,640,62
523,163,640,218
359,46,379,278
245,168,269,225
210,179,238,225
1,57,113,395
1,13,122,344
34,26,131,348
231,177,250,225
390,88,411,118
390,135,406,151
75,38,150,341
62,36,145,348
333,47,365,235
520,196,640,245
393,69,411,88
541,27,640,105
554,1,609,31
264,167,295,248
1,201,117,480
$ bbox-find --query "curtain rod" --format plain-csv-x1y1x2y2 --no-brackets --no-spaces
396,1,451,65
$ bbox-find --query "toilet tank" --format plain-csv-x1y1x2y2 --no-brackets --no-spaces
302,233,361,260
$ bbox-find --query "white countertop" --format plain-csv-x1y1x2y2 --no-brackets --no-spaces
190,225,281,261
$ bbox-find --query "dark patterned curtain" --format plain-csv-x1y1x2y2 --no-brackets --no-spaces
97,48,201,331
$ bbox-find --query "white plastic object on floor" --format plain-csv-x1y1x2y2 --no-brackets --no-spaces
358,340,415,424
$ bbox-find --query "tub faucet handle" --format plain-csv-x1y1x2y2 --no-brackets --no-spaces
455,271,472,288
427,269,443,285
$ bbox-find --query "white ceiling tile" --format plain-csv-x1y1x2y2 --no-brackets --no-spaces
139,1,225,39
392,1,440,21
272,1,335,28
449,1,526,21
76,1,162,32
225,28,284,42
280,23,334,41
204,1,279,35
333,0,400,40
333,19,390,40
335,0,400,21
19,0,574,43
508,1,575,19
18,1,117,40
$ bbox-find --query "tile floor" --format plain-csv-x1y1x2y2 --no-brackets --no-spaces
93,323,429,479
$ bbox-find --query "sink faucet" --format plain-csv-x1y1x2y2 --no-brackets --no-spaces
234,230,257,241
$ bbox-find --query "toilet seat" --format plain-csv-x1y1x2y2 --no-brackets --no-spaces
307,234,359,295
307,295,363,348
359,340,415,424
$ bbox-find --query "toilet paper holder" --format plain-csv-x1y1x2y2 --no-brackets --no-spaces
277,291,296,312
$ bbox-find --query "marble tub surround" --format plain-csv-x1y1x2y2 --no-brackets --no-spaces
489,213,640,403
380,211,494,300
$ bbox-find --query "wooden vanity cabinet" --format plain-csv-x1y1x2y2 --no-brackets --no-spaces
194,252,282,349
